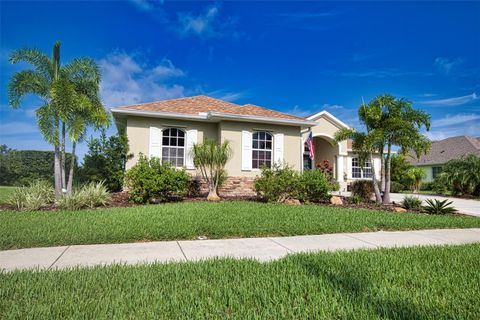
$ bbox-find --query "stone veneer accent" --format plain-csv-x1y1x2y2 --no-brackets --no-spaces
195,176,257,198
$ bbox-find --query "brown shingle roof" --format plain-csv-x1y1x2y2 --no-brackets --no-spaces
112,95,305,121
409,136,480,165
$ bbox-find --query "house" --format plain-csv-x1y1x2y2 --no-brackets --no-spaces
409,135,480,182
111,95,381,195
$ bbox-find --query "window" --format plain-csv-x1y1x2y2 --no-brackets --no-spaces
252,131,272,169
352,158,373,179
432,166,442,179
161,128,185,167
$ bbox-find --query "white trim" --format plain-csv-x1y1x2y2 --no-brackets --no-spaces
241,130,252,171
208,112,317,127
112,108,208,121
149,126,162,159
306,110,350,129
273,132,284,167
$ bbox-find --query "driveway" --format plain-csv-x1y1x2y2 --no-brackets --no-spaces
389,193,480,217
332,191,480,217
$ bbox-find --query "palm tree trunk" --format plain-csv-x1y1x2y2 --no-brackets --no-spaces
380,150,385,192
370,154,382,203
61,122,66,190
383,143,392,204
67,141,76,194
54,145,62,199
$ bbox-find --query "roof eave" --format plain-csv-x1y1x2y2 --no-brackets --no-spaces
208,112,318,127
110,108,318,127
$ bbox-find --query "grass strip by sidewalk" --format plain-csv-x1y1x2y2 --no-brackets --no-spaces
1,244,479,319
1,201,480,250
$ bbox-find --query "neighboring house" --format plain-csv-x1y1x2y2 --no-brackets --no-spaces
111,95,380,195
409,136,480,182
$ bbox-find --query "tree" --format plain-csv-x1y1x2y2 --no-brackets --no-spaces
357,95,430,204
334,128,383,203
8,41,107,196
405,167,426,193
440,154,480,196
192,139,232,201
79,130,132,192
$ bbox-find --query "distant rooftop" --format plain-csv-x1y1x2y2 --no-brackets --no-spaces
409,135,480,166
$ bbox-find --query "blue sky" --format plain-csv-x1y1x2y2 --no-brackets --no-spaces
1,1,479,161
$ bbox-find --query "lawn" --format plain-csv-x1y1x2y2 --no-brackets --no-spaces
0,186,16,204
1,244,479,319
1,201,480,250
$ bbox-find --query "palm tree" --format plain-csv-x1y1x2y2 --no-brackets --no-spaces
334,128,383,203
358,95,430,204
8,41,107,196
192,139,232,201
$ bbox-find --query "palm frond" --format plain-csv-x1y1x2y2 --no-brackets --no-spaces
8,70,50,108
9,48,52,79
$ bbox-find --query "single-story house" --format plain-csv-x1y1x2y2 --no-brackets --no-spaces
111,95,381,195
409,135,480,182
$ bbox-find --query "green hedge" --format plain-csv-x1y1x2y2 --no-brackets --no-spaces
0,150,75,186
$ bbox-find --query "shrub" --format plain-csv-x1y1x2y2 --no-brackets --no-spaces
7,180,54,211
298,169,337,203
125,154,190,204
432,175,448,194
346,195,362,204
77,131,132,192
439,154,480,196
55,182,110,211
420,181,434,191
401,196,422,210
254,164,300,202
390,181,405,193
422,199,457,215
350,180,374,202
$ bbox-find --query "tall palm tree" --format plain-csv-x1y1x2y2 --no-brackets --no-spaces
8,41,107,196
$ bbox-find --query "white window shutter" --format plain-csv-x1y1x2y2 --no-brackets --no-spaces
274,133,284,167
185,129,197,169
242,130,252,171
149,126,162,158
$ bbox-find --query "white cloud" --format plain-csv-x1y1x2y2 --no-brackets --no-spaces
420,93,478,106
177,5,220,38
207,89,250,102
432,113,480,128
434,57,462,75
338,69,434,78
286,105,312,118
128,0,163,12
176,4,240,39
99,52,186,107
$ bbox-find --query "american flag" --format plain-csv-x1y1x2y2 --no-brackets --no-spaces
305,132,314,160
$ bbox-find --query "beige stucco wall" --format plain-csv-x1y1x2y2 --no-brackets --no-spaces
419,165,434,182
218,120,302,177
124,116,303,178
125,116,218,171
307,116,348,154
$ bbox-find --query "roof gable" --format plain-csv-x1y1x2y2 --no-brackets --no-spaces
306,110,350,129
111,95,307,122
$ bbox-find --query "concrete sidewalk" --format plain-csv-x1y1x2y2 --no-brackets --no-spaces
1,228,480,272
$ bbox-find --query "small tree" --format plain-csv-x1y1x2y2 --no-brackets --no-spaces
405,167,426,193
192,139,232,201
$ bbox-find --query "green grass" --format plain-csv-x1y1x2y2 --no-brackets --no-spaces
0,186,16,204
1,201,480,250
1,244,479,319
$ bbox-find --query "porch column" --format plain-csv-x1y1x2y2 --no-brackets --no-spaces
336,155,344,182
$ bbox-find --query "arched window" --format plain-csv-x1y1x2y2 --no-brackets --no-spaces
252,131,272,169
162,128,185,167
